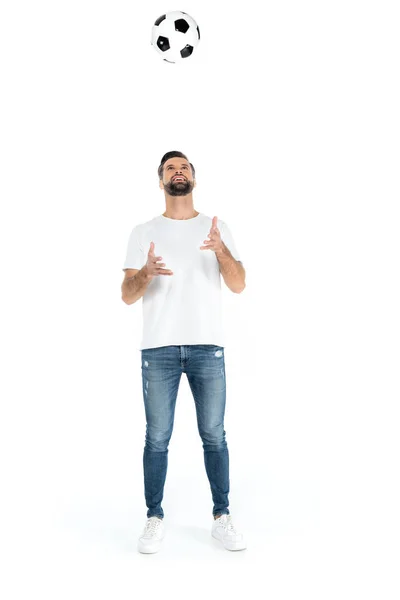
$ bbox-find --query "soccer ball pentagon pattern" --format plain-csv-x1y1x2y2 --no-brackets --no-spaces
151,11,200,63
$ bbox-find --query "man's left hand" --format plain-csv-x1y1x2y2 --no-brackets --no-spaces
200,216,224,254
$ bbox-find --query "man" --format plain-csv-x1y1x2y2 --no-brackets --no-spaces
121,151,246,553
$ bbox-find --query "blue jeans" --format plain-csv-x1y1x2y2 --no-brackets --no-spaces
141,344,230,519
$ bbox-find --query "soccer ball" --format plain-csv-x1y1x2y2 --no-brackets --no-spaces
151,11,200,63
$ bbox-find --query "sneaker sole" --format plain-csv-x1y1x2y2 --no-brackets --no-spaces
137,541,162,553
212,530,247,551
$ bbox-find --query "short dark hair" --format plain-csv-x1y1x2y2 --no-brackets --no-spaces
158,151,196,180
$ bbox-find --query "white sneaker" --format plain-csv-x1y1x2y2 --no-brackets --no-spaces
212,514,247,551
137,516,165,554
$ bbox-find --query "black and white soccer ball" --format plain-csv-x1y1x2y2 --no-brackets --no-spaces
151,11,200,63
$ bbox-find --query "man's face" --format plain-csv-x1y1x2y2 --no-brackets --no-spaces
160,157,196,196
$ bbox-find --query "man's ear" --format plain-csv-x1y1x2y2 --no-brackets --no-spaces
193,179,196,188
159,179,164,190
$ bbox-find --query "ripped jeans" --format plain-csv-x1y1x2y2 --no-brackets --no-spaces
140,344,230,519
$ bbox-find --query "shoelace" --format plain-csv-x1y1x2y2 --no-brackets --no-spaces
217,515,238,534
143,518,162,537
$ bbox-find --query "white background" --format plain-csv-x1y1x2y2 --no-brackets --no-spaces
1,0,399,597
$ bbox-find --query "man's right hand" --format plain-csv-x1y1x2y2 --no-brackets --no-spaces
144,241,174,279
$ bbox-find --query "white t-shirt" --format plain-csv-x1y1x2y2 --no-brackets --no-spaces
122,212,241,350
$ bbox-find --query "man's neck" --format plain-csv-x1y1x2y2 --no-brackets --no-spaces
162,209,199,220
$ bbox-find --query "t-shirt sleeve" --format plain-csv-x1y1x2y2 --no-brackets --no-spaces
122,226,145,271
220,221,241,262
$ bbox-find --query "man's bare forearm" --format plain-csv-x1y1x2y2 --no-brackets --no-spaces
216,242,246,293
121,266,152,304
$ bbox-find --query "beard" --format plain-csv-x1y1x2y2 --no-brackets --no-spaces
164,178,194,196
